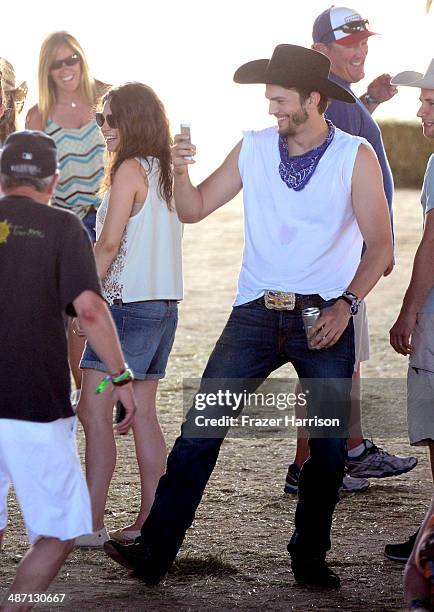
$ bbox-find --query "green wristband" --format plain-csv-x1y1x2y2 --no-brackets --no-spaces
112,368,134,386
95,365,134,394
95,375,112,395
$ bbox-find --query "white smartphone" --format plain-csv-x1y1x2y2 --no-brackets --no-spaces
180,123,193,160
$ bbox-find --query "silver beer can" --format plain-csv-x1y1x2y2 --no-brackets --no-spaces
302,307,321,350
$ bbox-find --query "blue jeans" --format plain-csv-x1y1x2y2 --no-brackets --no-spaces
140,297,355,569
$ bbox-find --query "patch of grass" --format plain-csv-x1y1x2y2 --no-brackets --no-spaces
170,553,238,577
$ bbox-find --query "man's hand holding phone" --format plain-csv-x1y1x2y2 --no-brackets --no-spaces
172,123,196,174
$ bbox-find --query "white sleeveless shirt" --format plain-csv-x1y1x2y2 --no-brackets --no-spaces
235,126,366,306
97,157,183,305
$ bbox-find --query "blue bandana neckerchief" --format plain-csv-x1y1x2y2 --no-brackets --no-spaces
278,120,335,191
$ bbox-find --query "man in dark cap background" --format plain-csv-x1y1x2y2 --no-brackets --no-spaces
103,44,392,589
283,5,418,497
0,130,136,606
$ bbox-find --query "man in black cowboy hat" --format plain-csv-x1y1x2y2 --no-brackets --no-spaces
104,44,392,589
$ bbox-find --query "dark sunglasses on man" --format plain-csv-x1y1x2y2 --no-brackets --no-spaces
95,112,117,128
332,19,369,34
50,53,81,72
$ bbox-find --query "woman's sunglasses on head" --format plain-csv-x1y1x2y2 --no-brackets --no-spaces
95,112,117,128
50,53,81,71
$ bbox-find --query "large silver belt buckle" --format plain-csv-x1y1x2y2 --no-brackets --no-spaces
264,290,296,311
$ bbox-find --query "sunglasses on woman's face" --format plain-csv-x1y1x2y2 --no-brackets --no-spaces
50,53,81,71
95,112,117,129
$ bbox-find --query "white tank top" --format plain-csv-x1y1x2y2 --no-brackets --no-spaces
96,157,183,304
235,126,366,306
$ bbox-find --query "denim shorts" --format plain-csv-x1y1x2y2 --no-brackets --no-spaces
80,300,178,380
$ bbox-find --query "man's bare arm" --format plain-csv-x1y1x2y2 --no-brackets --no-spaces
347,143,393,298
390,210,434,355
73,290,136,432
401,210,434,313
310,143,393,349
360,74,398,114
172,136,243,223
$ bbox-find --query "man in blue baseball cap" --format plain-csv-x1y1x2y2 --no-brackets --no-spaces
0,130,137,604
283,5,418,498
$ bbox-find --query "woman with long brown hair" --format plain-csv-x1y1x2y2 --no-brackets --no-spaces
26,31,109,399
75,82,183,546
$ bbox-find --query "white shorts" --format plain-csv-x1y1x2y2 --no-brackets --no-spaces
0,417,92,544
407,314,434,446
353,299,370,371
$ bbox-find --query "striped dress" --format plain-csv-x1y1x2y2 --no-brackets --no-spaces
45,119,106,219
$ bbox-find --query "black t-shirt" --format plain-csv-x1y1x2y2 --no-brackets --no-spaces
0,195,102,422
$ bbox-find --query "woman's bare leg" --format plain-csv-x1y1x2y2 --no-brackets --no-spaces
76,370,116,531
120,379,166,530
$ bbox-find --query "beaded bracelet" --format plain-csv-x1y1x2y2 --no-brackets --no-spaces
95,366,134,394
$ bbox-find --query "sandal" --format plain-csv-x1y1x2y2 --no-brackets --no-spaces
109,528,141,544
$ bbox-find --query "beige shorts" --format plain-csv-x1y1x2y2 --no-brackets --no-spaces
408,313,434,446
353,299,370,371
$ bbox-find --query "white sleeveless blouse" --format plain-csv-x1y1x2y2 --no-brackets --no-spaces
97,157,183,305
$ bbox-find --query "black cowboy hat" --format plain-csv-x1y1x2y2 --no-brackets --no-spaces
233,44,355,104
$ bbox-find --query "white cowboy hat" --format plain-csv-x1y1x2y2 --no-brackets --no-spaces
391,59,434,89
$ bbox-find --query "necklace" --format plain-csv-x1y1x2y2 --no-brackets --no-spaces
57,100,78,109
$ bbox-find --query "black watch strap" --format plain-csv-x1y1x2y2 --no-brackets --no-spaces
339,291,361,315
337,295,352,308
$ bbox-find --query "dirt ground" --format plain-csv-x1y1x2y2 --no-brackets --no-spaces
0,189,431,611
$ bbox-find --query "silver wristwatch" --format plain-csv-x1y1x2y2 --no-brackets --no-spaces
364,93,379,105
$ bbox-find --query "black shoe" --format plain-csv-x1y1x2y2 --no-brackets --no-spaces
291,558,341,589
384,529,420,562
103,539,167,585
284,463,301,494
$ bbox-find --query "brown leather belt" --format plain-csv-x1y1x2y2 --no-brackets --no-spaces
264,290,323,311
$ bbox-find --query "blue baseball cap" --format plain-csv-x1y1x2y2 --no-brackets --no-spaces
313,6,377,46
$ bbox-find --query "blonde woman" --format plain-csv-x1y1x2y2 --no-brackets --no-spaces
26,32,109,396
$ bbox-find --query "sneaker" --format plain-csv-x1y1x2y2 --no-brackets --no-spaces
284,463,301,494
283,464,369,495
291,558,341,589
384,529,420,562
75,526,109,548
103,539,166,585
341,474,370,493
346,440,417,479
